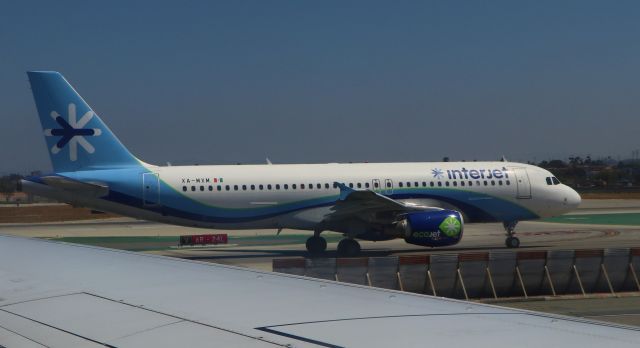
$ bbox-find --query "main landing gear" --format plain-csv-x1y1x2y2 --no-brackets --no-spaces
337,238,361,257
503,221,520,248
305,231,362,257
305,234,327,255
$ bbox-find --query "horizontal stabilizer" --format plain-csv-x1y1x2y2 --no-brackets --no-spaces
40,176,109,198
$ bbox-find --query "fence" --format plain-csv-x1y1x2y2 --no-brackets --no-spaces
273,248,640,300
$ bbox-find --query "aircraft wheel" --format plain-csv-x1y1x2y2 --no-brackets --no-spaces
505,236,520,248
337,238,361,257
306,236,327,255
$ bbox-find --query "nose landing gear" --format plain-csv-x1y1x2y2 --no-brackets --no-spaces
503,221,520,248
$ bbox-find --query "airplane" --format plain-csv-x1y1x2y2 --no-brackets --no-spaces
20,71,581,256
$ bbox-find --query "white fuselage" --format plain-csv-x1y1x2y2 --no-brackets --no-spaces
25,161,581,232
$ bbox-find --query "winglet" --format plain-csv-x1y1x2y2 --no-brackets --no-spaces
334,182,354,201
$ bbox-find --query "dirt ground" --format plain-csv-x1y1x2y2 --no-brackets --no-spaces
0,204,119,223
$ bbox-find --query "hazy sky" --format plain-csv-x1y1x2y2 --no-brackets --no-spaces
1,1,639,173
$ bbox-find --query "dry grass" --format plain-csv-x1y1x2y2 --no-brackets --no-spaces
0,204,119,223
579,192,640,199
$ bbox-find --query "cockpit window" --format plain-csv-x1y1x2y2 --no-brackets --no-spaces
552,177,560,185
546,177,552,185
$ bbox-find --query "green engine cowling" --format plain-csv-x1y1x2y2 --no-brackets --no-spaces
401,210,464,247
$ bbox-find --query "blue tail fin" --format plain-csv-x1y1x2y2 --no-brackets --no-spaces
27,71,141,172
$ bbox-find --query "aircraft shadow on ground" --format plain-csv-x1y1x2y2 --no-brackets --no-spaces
176,244,551,261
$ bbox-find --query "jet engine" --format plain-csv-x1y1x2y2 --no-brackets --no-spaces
396,210,464,247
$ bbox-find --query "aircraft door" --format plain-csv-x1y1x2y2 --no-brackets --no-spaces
143,173,160,206
510,167,532,199
372,179,381,192
383,179,394,195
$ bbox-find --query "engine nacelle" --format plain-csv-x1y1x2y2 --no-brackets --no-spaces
400,210,464,247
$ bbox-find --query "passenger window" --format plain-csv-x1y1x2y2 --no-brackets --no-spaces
293,184,297,189
209,185,213,191
233,185,238,191
430,182,434,187
325,183,330,189
491,181,495,186
182,186,187,192
438,182,442,187
225,185,230,191
357,183,362,188
552,177,560,185
453,181,457,187
301,184,305,189
483,181,488,186
460,181,465,186
191,186,196,191
445,182,450,187
546,177,552,185
349,183,354,188
334,183,339,188
200,186,204,191
266,184,271,190
308,183,313,190
415,182,419,187
399,182,404,187
242,185,247,190
284,184,289,190
406,182,411,187
317,183,321,189
498,180,503,185
217,185,222,191
506,180,510,185
250,184,256,190
468,181,473,186
422,181,427,187
259,184,264,190
365,182,370,188
374,182,379,188
276,184,280,190
386,182,391,188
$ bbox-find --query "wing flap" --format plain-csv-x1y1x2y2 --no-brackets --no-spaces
1,292,283,347
0,309,106,347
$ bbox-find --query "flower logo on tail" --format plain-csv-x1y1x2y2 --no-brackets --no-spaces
44,103,102,161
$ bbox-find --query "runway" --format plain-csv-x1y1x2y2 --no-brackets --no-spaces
2,199,640,271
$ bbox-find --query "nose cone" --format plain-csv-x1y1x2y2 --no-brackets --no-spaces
564,187,581,210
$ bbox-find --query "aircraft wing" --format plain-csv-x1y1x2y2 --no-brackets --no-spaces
324,182,440,222
0,235,638,347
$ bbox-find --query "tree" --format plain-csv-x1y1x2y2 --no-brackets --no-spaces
0,176,16,202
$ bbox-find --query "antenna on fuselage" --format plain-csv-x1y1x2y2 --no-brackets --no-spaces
500,156,508,162
266,158,273,165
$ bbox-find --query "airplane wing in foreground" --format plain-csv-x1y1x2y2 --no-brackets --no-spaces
0,235,638,347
